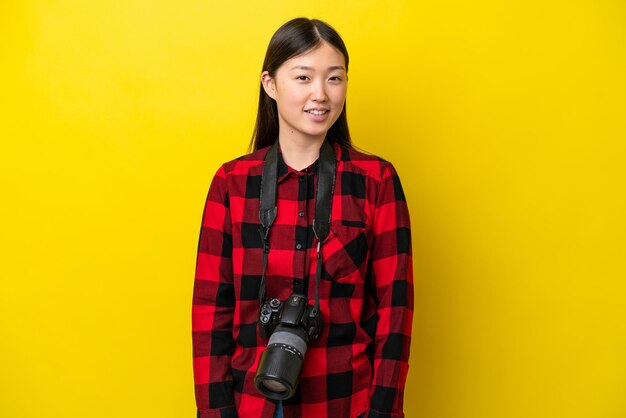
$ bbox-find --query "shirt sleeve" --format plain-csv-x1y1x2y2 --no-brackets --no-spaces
192,164,238,418
367,162,414,418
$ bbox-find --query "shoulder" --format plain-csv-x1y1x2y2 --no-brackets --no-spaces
218,146,269,177
335,143,396,182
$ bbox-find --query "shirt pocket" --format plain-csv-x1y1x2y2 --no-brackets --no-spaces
321,221,372,284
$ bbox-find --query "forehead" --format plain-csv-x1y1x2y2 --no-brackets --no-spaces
282,41,346,71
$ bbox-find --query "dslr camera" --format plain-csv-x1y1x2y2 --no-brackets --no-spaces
254,294,323,400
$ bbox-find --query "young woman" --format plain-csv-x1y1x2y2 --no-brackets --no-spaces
192,18,413,418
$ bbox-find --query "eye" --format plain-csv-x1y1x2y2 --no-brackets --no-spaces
329,76,343,82
296,75,309,81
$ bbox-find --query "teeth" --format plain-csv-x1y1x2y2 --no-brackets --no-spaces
307,109,327,115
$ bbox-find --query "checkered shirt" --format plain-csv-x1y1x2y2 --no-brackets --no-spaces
192,142,413,418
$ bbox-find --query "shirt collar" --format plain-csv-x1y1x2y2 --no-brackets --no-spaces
277,144,319,183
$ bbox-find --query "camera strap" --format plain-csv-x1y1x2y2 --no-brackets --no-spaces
258,139,337,313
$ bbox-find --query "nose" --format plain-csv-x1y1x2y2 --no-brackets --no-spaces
310,79,328,102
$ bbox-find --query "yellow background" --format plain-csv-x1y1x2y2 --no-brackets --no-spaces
1,1,625,417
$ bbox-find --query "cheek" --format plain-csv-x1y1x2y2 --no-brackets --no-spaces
331,95,346,113
277,98,303,117
331,85,347,104
276,90,306,112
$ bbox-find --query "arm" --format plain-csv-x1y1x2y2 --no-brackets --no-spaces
192,165,238,418
367,163,414,418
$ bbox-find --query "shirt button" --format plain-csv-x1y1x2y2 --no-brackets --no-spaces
296,243,302,250
298,211,304,217
299,177,305,183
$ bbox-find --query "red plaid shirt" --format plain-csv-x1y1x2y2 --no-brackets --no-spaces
192,142,413,418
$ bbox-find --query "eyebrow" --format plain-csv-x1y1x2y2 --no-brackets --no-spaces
289,65,346,72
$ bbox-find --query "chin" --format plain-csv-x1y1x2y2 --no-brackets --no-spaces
305,130,330,139
304,124,334,137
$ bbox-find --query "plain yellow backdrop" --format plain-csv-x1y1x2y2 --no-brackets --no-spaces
1,1,625,417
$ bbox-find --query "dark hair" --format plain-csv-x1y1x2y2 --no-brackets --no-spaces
249,18,352,152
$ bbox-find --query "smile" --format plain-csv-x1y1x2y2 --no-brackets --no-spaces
305,109,329,115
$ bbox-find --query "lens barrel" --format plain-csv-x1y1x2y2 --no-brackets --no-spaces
254,326,308,400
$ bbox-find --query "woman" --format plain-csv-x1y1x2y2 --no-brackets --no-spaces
192,18,413,418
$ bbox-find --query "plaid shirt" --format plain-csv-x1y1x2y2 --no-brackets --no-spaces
192,142,413,418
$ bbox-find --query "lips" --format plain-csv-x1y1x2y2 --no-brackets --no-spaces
304,108,329,115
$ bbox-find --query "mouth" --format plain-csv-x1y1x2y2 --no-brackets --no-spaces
304,109,329,116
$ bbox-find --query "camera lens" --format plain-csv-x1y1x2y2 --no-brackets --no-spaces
262,380,287,393
254,326,308,400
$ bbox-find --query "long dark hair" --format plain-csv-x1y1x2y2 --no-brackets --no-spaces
249,18,352,152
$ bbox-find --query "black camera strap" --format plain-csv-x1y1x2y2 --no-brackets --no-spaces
258,139,337,314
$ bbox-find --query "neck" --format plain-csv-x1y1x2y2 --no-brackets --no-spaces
278,135,325,171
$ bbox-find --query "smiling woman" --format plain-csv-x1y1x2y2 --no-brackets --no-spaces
250,19,352,153
192,17,413,418
259,42,348,168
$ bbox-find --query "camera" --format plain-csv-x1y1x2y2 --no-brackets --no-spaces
254,294,323,400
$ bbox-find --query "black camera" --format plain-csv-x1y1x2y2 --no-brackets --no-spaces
254,294,323,400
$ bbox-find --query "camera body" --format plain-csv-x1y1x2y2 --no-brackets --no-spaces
255,294,323,400
258,295,322,341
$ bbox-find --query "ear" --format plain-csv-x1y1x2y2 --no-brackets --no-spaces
261,71,277,100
